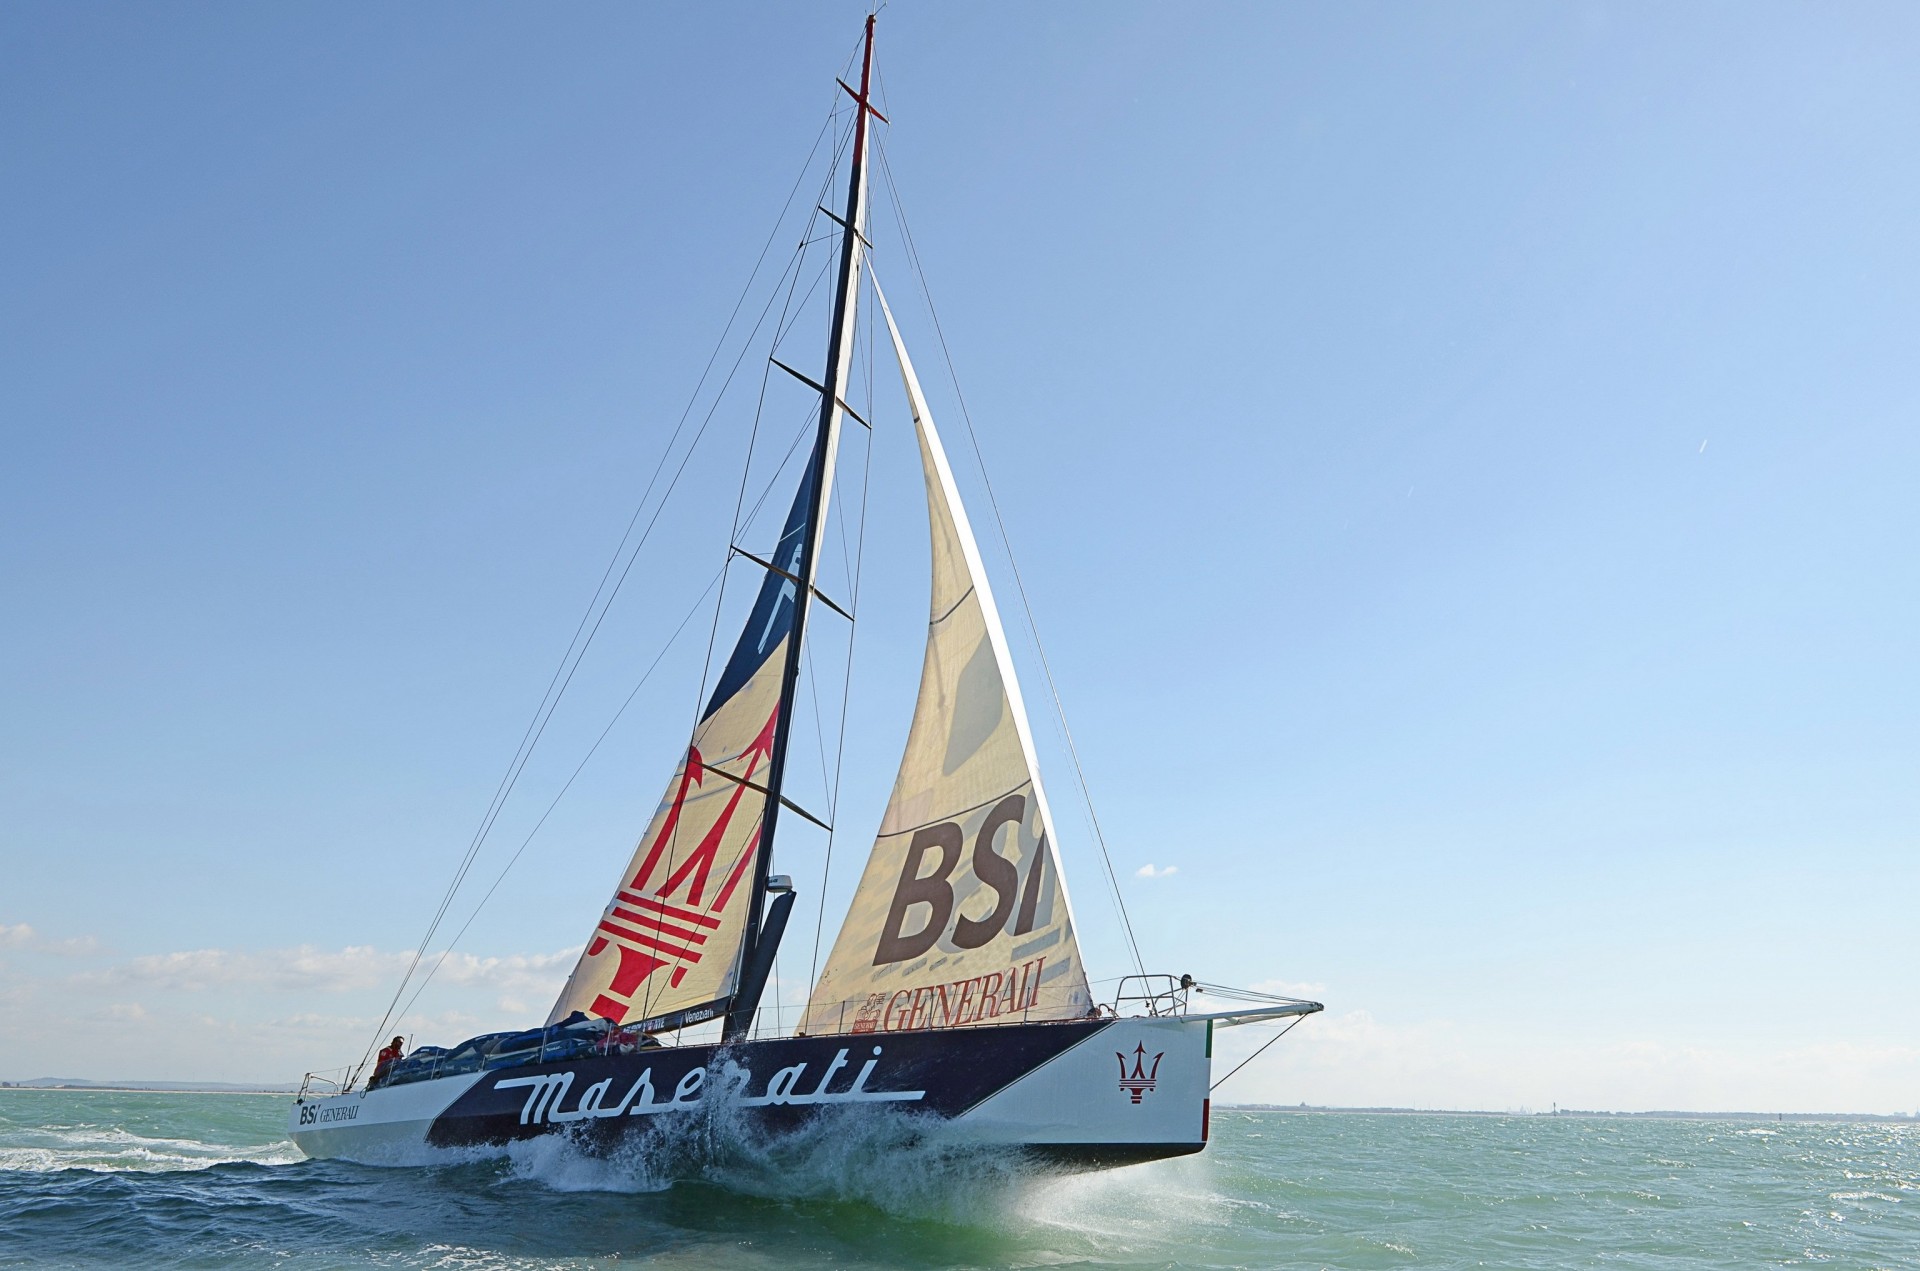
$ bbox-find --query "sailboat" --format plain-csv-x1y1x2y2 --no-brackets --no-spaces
289,15,1319,1170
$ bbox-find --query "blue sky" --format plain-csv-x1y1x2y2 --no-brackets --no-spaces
3,2,1916,1112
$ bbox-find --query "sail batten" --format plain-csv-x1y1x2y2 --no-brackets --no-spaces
800,280,1091,1037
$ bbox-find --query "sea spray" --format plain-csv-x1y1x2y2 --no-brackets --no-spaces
495,1054,1078,1220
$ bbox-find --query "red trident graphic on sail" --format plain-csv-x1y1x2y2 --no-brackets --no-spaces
1117,1042,1164,1103
584,706,779,1023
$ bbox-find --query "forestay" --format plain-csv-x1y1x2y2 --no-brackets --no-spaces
547,463,819,1031
800,282,1091,1037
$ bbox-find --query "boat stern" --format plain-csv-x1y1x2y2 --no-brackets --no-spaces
953,1015,1214,1166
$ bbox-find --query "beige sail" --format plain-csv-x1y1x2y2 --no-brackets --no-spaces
546,465,819,1031
800,281,1090,1036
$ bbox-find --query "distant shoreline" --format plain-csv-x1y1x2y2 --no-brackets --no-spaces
1227,1104,1920,1124
0,1083,295,1096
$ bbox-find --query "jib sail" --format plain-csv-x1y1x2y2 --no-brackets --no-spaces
800,281,1090,1037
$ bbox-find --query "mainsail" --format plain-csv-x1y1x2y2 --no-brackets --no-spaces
549,14,877,1033
546,464,817,1030
800,283,1091,1036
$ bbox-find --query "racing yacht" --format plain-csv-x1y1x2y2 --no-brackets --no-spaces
289,14,1319,1168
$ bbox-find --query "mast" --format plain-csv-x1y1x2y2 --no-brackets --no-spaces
725,14,882,1041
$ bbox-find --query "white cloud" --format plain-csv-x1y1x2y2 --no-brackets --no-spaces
77,943,581,1001
94,944,410,993
0,923,100,956
1135,863,1178,879
430,947,581,996
0,936,568,1084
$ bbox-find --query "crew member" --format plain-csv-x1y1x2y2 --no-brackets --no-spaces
371,1036,405,1088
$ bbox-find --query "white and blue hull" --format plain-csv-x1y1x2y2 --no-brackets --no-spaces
291,1016,1215,1169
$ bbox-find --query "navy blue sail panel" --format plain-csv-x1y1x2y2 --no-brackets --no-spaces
703,459,817,721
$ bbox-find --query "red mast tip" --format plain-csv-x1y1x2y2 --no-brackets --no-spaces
840,12,886,164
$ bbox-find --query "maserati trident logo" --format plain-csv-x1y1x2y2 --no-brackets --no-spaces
1116,1042,1163,1104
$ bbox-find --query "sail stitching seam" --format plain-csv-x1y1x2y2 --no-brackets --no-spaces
870,780,1037,841
929,585,976,627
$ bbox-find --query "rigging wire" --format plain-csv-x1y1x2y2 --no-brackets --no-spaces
388,400,823,1037
870,136,1148,979
804,623,833,803
773,256,842,350
630,101,859,1028
388,564,729,1028
354,97,852,1080
357,230,815,1078
1209,1015,1308,1094
728,105,880,1036
805,266,877,1002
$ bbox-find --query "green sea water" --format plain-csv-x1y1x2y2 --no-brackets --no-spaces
1,1090,1914,1269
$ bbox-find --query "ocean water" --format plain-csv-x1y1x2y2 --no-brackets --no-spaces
1,1091,1915,1269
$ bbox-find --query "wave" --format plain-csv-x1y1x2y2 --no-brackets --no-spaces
0,1093,301,1175
0,1122,301,1173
